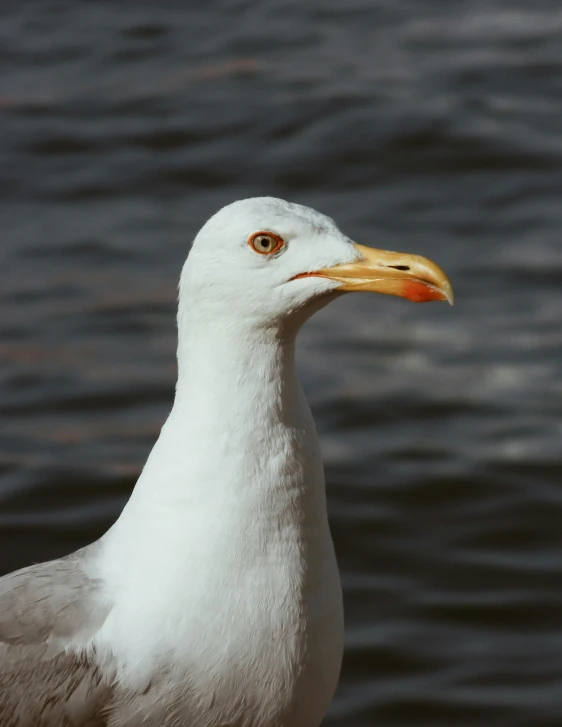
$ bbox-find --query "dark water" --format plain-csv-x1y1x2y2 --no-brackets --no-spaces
1,1,562,724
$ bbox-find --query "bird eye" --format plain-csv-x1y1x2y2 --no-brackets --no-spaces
249,231,284,255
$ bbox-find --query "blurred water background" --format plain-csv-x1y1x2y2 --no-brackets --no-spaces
1,1,562,724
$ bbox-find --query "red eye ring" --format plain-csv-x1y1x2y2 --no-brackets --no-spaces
248,231,285,255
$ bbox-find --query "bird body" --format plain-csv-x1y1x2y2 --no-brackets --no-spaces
91,322,344,727
0,198,452,726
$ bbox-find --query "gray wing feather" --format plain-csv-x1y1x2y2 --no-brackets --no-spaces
0,547,115,726
0,548,108,644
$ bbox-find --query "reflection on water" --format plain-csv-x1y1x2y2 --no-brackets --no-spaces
1,1,562,724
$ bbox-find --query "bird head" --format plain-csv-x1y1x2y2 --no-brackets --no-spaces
181,197,453,331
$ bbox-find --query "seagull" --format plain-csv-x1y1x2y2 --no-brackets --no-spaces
0,197,453,727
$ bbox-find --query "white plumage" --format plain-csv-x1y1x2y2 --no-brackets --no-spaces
0,197,452,726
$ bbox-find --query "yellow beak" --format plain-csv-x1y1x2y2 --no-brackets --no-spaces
296,243,454,305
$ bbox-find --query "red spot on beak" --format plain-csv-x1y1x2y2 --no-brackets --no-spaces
403,281,446,303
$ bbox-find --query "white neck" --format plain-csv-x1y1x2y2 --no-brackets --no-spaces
103,310,329,568
175,314,300,425
92,289,343,727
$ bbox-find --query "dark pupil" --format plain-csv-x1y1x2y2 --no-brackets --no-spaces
260,237,271,249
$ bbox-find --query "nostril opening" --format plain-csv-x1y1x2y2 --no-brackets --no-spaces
387,265,410,271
